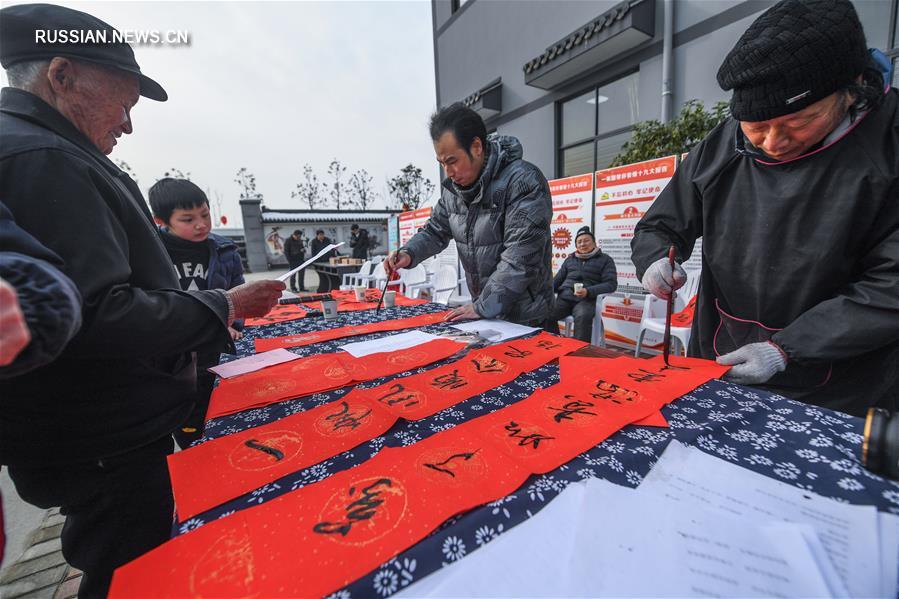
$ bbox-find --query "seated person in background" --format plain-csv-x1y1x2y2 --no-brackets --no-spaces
149,177,246,448
552,227,617,342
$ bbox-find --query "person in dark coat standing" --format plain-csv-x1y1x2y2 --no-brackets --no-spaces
631,0,899,416
310,229,336,259
0,5,284,597
349,223,369,260
552,227,617,342
386,104,553,327
283,229,307,292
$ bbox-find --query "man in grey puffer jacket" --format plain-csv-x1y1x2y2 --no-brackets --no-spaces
387,103,554,327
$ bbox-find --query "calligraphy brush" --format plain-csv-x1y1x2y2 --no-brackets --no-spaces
662,245,676,367
376,269,399,312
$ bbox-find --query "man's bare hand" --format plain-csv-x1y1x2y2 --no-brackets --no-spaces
574,288,588,298
228,326,243,341
444,303,480,322
226,280,286,319
0,278,31,366
385,251,411,277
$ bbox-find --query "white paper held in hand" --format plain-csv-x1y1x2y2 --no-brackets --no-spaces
277,242,345,283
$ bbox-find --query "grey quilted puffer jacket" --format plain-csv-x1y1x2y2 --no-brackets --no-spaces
401,135,553,326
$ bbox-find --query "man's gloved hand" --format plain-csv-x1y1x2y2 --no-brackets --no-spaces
225,280,285,320
385,250,411,277
717,341,788,385
641,256,687,300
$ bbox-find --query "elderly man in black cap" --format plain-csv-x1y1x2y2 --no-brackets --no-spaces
0,4,284,596
552,227,617,342
631,0,898,416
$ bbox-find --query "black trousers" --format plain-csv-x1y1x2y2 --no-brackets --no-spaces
8,436,175,599
286,256,306,291
172,352,218,449
552,298,595,343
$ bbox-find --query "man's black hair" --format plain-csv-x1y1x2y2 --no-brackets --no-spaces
148,178,208,224
350,224,359,230
429,102,487,157
316,229,325,235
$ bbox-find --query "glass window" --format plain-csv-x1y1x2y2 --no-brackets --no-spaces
561,142,594,177
595,71,640,136
561,90,595,146
595,130,634,171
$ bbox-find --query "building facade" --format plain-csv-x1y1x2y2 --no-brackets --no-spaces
431,0,898,180
239,198,398,272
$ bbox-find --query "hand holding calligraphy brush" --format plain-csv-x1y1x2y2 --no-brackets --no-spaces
663,245,676,366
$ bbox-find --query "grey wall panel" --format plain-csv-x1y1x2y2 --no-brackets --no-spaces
496,103,556,178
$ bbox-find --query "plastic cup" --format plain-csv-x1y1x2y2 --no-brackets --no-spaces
354,286,366,301
321,299,338,319
574,283,584,293
384,291,396,308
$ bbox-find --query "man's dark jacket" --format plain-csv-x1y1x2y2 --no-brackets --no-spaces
350,228,369,259
0,88,232,466
631,89,899,415
283,235,305,262
553,251,617,302
401,135,553,326
310,236,336,260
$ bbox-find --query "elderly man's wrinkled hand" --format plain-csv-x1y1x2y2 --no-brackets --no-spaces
226,280,285,319
444,303,480,322
641,255,687,300
385,251,411,278
717,341,788,385
0,278,31,366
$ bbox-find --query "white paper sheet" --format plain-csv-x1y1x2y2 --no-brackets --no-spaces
396,481,588,598
338,330,441,358
277,242,345,283
641,440,879,598
878,512,899,598
565,478,837,598
207,348,300,378
450,319,540,342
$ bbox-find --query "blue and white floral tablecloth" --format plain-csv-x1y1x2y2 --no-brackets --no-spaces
178,303,899,598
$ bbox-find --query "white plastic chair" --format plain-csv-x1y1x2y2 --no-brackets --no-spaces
339,260,372,290
562,293,610,347
448,276,472,307
397,264,428,296
634,269,701,358
414,265,458,304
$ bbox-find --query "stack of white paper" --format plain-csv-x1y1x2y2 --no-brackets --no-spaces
338,330,441,358
400,441,896,598
450,319,540,342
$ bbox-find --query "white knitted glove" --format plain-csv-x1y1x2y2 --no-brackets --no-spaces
717,341,788,385
641,256,687,300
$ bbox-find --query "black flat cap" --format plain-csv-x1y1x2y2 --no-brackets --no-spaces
717,0,867,122
0,3,167,101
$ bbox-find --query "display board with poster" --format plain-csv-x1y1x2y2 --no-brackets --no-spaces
387,215,399,255
594,156,677,294
398,208,432,247
548,174,594,274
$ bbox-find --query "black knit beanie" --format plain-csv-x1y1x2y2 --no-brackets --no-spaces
717,0,869,122
575,226,594,242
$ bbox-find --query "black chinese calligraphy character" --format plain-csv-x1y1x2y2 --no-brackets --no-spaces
590,379,640,404
626,368,666,383
471,356,505,373
547,397,597,423
536,339,562,350
376,383,420,408
431,369,468,390
423,450,480,478
503,346,533,359
504,421,554,449
324,401,372,432
243,439,285,461
312,478,393,537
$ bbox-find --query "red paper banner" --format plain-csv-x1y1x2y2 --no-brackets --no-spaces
205,339,466,420
671,295,697,327
254,311,453,352
111,355,727,599
244,304,309,327
302,290,428,313
170,333,587,521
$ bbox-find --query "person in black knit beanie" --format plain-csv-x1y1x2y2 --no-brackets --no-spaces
631,0,899,416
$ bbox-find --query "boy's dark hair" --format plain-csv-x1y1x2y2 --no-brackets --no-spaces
429,102,487,157
316,229,325,235
351,224,359,231
149,178,209,223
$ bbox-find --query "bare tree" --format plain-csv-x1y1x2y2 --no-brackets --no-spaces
162,167,191,180
206,187,227,225
114,159,138,185
326,159,347,210
387,164,435,211
348,169,377,210
234,167,258,199
291,163,323,209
